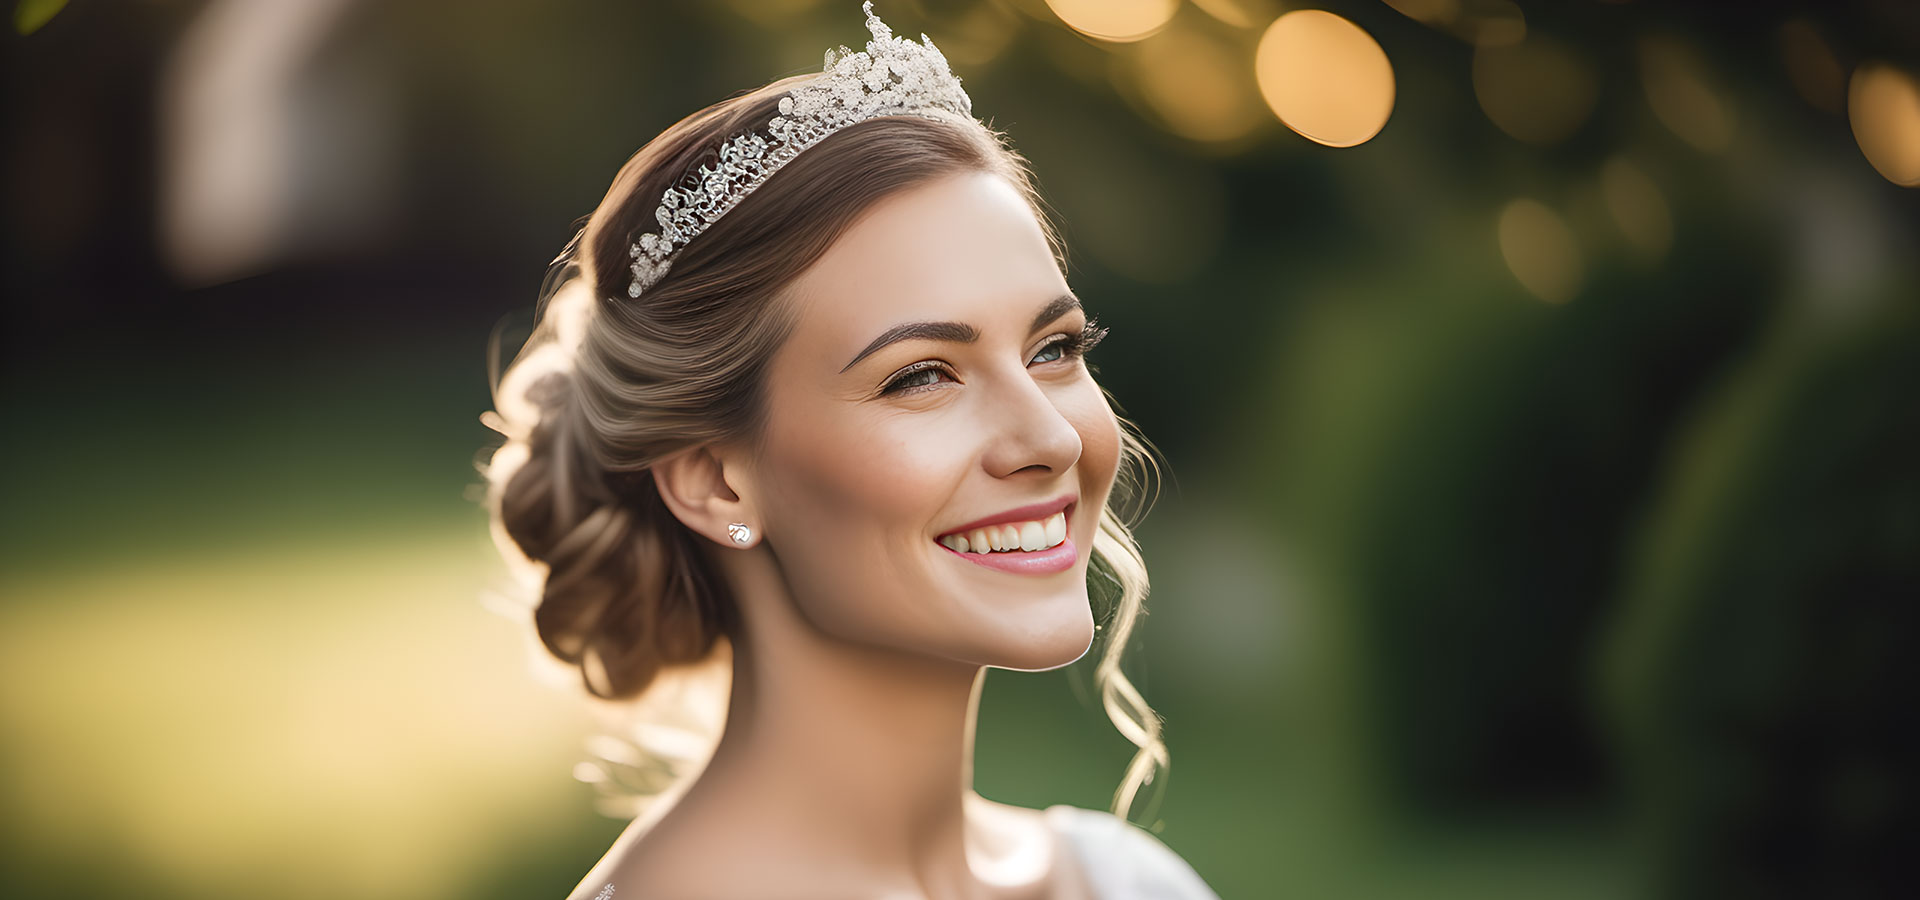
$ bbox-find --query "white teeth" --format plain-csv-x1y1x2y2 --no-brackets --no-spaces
1019,521,1045,551
940,511,1069,555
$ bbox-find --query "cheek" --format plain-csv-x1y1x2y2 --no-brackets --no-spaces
1071,384,1124,511
755,411,964,623
769,430,944,551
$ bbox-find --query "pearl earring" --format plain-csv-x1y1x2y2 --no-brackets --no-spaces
727,522,753,545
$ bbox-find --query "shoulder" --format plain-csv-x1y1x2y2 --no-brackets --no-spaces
562,803,898,900
1042,805,1222,900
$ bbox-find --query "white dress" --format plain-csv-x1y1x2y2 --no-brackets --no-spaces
1043,805,1221,900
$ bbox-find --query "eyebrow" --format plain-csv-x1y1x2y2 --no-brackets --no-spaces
839,292,1083,374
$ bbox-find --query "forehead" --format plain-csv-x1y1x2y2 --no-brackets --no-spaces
781,171,1067,367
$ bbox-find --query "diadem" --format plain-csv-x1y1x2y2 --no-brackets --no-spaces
625,1,974,300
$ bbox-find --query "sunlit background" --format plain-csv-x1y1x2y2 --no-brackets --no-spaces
3,0,1916,897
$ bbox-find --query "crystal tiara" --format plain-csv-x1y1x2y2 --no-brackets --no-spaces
624,1,975,300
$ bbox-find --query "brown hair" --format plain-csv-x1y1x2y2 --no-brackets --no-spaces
479,73,1172,823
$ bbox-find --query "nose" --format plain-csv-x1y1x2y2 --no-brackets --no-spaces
981,370,1083,478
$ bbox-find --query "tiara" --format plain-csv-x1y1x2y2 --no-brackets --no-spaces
624,1,974,299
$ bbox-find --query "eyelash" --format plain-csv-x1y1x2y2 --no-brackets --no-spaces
880,319,1109,397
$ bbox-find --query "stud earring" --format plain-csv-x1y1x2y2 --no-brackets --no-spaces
727,522,753,545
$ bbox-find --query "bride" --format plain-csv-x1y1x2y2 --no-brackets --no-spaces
481,4,1218,898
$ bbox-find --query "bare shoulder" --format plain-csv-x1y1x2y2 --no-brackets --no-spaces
563,879,620,900
564,796,1088,900
561,802,882,900
561,814,755,900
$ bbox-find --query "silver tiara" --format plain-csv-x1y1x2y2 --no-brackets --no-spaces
625,1,974,299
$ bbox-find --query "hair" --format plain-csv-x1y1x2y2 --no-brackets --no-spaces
477,73,1172,825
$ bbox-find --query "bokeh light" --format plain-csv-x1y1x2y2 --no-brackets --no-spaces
1472,34,1599,145
1640,34,1735,153
1601,156,1674,261
8,2,1920,898
1124,24,1265,144
1498,197,1584,303
1778,18,1846,114
1255,10,1395,148
1847,62,1920,187
1188,0,1282,31
1044,0,1178,43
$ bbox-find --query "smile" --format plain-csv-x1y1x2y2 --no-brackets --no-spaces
932,497,1079,575
937,510,1067,554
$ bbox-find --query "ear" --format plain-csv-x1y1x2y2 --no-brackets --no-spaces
651,444,760,549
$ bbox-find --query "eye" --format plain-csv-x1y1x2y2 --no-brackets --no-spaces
1031,318,1109,366
877,319,1109,397
1031,339,1069,365
879,361,956,396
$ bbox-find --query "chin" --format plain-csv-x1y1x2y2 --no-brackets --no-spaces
985,604,1097,672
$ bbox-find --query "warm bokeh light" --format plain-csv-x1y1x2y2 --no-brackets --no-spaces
1498,197,1583,303
1778,18,1846,114
1640,34,1735,153
1847,62,1920,187
1188,0,1282,31
9,2,1919,898
1472,34,1599,145
1127,25,1265,143
1456,0,1527,48
1044,0,1178,43
1255,10,1395,148
1601,157,1674,261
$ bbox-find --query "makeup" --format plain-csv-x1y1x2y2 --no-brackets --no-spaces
939,536,1079,575
934,496,1079,575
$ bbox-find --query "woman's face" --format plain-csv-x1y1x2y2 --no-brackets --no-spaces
745,170,1121,671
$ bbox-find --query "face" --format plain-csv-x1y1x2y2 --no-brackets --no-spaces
742,170,1121,671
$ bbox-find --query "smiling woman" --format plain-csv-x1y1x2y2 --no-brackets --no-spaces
478,4,1215,898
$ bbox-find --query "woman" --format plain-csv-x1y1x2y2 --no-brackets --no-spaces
481,4,1219,898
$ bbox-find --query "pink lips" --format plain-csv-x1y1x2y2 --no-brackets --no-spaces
934,495,1080,576
936,494,1077,539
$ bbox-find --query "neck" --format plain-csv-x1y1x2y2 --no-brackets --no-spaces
686,543,1001,896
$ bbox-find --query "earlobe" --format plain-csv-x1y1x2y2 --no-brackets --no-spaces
650,445,757,548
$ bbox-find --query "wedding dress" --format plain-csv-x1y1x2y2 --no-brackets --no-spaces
1043,805,1222,900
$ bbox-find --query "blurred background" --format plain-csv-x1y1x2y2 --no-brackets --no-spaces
3,0,1916,897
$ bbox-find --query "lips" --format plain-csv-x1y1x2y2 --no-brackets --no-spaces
933,493,1080,576
935,494,1077,540
937,534,1078,575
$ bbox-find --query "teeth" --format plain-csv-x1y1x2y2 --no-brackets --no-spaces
1019,521,1045,551
939,511,1068,555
